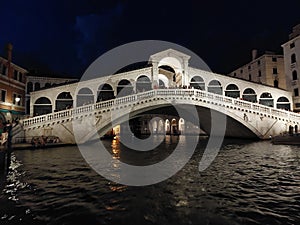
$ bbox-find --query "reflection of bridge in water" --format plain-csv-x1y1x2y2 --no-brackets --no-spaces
18,49,300,144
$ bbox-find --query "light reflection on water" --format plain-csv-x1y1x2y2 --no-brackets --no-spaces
0,137,300,225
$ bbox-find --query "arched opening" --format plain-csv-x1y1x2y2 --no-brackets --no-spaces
208,80,222,95
158,65,177,86
158,74,169,88
291,53,296,64
171,118,178,135
34,97,52,116
293,70,298,80
276,96,290,110
178,118,185,135
159,80,166,88
27,82,33,94
157,119,164,134
242,88,257,102
274,79,279,88
152,120,158,134
117,79,133,97
76,88,94,107
34,82,40,91
97,83,115,102
259,92,274,107
55,92,73,111
136,75,152,92
190,76,205,90
225,84,240,98
165,119,170,135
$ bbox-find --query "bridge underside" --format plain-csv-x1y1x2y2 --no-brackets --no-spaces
126,104,259,139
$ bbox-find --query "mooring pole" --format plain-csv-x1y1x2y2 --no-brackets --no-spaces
6,122,13,171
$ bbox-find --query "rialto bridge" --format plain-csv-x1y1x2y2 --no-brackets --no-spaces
19,49,300,144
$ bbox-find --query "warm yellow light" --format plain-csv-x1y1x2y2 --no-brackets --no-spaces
15,97,20,103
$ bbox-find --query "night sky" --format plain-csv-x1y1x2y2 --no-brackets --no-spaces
1,0,300,78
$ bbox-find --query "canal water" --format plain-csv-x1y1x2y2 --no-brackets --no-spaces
0,136,300,225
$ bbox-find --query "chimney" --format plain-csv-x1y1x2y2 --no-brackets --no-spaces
252,49,257,61
6,43,13,63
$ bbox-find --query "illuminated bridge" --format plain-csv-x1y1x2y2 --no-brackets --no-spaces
19,49,300,144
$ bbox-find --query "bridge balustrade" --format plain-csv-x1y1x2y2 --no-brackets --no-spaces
22,88,300,128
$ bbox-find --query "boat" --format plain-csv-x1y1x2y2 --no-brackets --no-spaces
271,134,300,145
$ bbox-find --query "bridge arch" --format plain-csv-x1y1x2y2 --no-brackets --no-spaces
76,87,94,107
225,84,240,98
136,75,152,92
190,76,205,90
242,88,257,102
97,83,114,102
117,79,133,97
259,92,274,107
34,97,52,116
55,92,73,111
208,80,222,95
276,96,291,110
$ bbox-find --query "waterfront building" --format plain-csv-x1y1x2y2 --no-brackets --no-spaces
282,24,300,111
227,50,286,90
0,44,28,122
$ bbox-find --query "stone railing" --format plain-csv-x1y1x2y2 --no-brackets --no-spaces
22,89,300,127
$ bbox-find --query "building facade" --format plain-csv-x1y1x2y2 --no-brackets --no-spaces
282,24,300,111
0,44,27,122
228,50,286,90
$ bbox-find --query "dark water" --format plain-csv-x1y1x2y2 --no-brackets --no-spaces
1,136,300,225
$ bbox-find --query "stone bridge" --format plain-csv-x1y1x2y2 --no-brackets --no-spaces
22,88,300,144
19,48,300,144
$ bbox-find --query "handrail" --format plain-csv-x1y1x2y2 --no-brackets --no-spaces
22,88,300,127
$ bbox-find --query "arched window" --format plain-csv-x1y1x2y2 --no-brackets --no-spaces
259,92,273,107
276,96,290,110
55,92,73,111
117,79,133,97
76,88,94,107
97,83,114,102
34,82,40,91
291,53,296,64
208,80,222,95
225,84,240,98
136,75,152,92
190,76,205,90
27,82,33,94
242,88,257,102
293,70,298,80
34,97,52,116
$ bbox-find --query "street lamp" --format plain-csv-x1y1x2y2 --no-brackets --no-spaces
15,97,20,104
